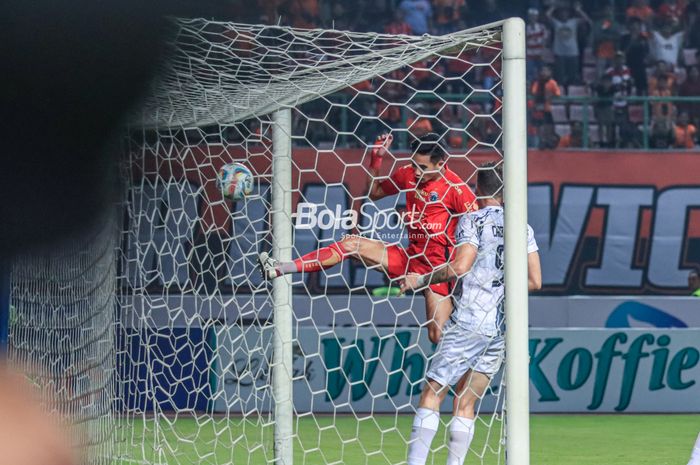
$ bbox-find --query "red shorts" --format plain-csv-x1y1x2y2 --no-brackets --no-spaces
386,244,452,296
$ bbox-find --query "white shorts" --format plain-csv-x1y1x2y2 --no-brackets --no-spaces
425,321,505,386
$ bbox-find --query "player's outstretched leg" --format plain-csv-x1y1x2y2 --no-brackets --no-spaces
688,432,700,465
258,235,389,279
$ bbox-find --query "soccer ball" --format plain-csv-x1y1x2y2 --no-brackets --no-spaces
217,162,254,200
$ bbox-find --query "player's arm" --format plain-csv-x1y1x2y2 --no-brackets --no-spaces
400,241,478,293
527,225,542,291
528,250,542,291
401,214,479,293
367,133,394,201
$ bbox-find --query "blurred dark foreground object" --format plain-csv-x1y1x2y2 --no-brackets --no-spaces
0,0,170,259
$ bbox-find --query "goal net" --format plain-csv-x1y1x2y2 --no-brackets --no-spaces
6,17,529,465
7,215,119,464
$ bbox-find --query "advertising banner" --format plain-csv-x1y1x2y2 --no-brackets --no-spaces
211,327,700,414
127,149,700,295
122,294,700,330
530,296,700,328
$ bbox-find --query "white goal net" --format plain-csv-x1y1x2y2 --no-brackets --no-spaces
7,216,119,464
6,17,529,465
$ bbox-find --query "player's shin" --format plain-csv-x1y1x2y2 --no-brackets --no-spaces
278,242,347,275
407,408,440,465
446,416,475,465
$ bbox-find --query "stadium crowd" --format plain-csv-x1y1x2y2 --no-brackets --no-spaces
230,0,700,150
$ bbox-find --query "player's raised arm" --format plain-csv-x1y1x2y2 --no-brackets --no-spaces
367,133,393,200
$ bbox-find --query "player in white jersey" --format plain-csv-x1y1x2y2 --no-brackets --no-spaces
400,162,542,465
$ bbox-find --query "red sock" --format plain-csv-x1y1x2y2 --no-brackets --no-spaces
292,242,347,273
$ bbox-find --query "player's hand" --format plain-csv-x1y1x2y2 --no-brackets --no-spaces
400,272,425,294
369,133,393,171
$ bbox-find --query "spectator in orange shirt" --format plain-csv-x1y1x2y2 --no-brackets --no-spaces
674,111,697,148
530,66,561,116
648,60,676,94
529,66,562,147
650,75,676,123
558,121,584,148
626,0,655,31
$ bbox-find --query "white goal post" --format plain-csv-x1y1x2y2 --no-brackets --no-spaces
5,16,529,465
501,18,530,465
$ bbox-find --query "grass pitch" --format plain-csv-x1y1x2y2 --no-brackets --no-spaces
119,414,698,464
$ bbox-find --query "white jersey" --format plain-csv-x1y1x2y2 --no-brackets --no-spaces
452,206,538,336
650,31,683,67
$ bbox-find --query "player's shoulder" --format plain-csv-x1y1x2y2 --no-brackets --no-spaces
441,166,465,184
441,167,472,192
391,164,416,186
393,164,414,178
458,208,486,230
395,163,413,174
468,207,496,223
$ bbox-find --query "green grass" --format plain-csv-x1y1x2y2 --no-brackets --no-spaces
117,414,699,465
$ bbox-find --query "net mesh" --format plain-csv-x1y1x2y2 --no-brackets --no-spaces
137,19,501,128
7,216,118,465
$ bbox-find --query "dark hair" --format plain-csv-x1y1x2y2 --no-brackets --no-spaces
477,161,503,198
410,133,447,163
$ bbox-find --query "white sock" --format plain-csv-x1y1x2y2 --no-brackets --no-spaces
446,416,475,465
689,432,700,465
407,408,440,465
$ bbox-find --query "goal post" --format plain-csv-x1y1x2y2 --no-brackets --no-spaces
271,107,294,465
502,17,530,465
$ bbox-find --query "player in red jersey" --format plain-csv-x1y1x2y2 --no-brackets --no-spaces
259,133,477,344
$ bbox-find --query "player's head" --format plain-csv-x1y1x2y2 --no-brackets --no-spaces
410,133,447,182
476,161,503,205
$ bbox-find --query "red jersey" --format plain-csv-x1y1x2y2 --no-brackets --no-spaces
379,164,476,254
